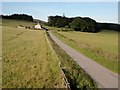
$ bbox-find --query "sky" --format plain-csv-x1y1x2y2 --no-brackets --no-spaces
118,2,120,24
2,2,119,23
1,0,120,2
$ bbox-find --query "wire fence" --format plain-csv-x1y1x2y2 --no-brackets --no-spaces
44,30,71,90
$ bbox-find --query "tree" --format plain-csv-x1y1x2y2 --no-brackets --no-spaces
70,17,97,32
48,15,71,27
69,17,83,31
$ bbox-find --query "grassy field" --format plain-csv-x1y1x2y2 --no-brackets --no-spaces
2,19,64,88
53,30,118,74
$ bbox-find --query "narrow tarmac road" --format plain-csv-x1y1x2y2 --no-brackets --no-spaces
48,31,119,89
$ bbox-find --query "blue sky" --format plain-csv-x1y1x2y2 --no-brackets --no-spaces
2,2,118,23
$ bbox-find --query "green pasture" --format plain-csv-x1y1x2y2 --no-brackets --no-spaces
53,30,118,74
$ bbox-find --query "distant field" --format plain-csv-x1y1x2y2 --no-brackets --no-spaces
53,30,118,73
2,20,63,88
56,30,118,54
2,19,36,27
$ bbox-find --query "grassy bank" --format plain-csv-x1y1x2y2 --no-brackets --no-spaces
53,30,118,74
2,19,64,88
46,32,97,89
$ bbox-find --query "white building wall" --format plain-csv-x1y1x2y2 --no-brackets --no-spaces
35,23,42,29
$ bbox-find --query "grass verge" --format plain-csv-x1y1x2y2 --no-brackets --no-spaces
46,31,97,90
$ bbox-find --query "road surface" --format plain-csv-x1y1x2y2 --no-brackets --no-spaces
48,31,119,89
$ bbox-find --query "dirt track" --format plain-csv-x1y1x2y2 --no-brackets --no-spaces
48,31,119,89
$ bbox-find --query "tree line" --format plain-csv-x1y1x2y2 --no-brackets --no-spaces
48,15,120,32
97,23,120,31
1,14,33,22
1,14,119,32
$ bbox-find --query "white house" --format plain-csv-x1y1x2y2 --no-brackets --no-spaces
34,23,42,30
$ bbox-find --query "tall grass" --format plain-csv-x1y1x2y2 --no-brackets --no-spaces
53,30,118,74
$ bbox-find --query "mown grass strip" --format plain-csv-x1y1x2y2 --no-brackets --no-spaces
46,32,97,90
